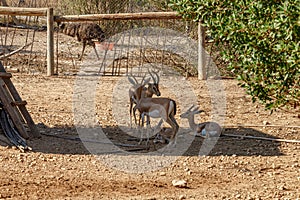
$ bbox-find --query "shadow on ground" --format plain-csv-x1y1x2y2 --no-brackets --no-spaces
0,124,283,157
184,127,283,156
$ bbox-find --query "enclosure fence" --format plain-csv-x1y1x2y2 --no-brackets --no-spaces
0,6,206,79
0,6,54,75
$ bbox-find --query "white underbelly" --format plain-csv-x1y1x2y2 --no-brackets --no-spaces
147,110,161,118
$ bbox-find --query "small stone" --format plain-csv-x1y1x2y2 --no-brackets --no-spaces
172,179,187,188
179,195,186,200
278,184,287,190
263,121,270,125
159,172,166,176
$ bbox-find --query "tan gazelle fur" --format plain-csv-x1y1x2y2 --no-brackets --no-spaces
180,105,222,138
128,70,161,128
132,83,179,145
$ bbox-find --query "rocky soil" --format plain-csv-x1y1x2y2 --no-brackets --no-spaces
0,74,298,200
0,28,299,200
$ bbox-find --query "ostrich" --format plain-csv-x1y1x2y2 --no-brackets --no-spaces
59,22,105,60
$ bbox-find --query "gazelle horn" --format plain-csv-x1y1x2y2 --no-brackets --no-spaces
127,74,138,85
187,104,195,111
192,106,200,112
153,70,160,84
148,68,156,83
141,72,151,85
140,73,147,84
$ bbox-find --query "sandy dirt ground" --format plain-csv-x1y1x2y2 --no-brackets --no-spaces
0,29,299,200
0,74,298,200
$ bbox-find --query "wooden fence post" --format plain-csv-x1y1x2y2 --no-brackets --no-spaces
47,7,54,76
198,21,206,80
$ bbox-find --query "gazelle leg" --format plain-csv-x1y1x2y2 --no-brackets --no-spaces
129,100,133,128
166,115,179,146
139,113,143,127
147,115,151,128
153,119,163,133
138,112,146,145
133,104,138,127
145,114,151,146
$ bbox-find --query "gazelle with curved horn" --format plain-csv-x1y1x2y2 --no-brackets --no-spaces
128,70,161,127
132,84,179,145
144,69,161,98
128,73,150,128
180,105,222,138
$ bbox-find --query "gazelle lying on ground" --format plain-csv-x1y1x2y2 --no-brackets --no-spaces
128,70,161,127
180,105,222,138
132,82,179,145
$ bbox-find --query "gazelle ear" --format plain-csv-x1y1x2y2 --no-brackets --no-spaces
127,76,136,85
187,104,195,111
192,106,200,111
193,109,205,114
127,75,138,85
143,77,151,85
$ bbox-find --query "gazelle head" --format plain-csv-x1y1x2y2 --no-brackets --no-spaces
128,73,151,101
147,69,161,97
127,73,150,86
128,73,151,128
180,105,205,118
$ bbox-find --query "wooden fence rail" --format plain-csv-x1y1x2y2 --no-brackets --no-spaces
54,11,182,22
0,6,47,16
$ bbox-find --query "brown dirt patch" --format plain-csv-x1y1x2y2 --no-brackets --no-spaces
0,29,299,200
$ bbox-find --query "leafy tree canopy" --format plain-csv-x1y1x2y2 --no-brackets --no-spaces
169,0,300,110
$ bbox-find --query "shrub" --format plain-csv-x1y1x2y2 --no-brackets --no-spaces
169,0,300,110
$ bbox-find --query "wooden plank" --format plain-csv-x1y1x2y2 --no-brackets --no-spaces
0,6,47,16
0,43,33,60
54,11,182,22
4,79,40,138
11,100,27,106
0,62,40,138
0,79,29,139
0,72,12,78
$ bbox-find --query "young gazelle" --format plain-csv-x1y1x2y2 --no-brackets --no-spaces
132,84,179,145
128,70,161,127
180,105,222,138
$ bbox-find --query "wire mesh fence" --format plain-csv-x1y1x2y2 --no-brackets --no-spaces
5,0,58,8
0,1,203,76
0,15,47,74
56,17,199,76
